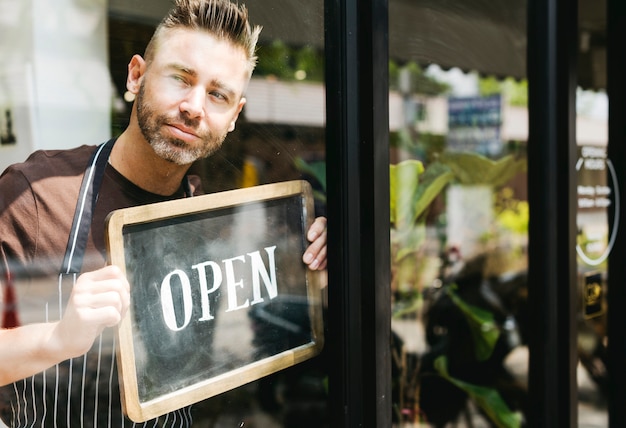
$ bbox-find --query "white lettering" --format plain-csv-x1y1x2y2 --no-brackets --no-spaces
595,198,611,208
223,255,249,312
578,198,595,208
584,158,605,171
158,245,283,331
161,269,193,331
249,246,278,305
596,185,611,196
578,185,595,196
192,261,222,321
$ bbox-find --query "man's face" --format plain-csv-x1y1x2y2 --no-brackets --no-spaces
133,28,250,166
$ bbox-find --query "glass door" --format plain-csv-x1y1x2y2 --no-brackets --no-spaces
387,0,610,426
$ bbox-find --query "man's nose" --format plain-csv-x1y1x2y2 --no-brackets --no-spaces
180,86,205,119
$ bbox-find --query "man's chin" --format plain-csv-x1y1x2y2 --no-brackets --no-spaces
151,140,201,165
150,135,224,165
155,148,199,166
166,152,200,166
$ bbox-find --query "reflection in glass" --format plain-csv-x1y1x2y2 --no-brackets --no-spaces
104,0,328,425
389,2,609,426
389,4,531,424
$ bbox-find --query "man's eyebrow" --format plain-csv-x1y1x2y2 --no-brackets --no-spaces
168,62,197,77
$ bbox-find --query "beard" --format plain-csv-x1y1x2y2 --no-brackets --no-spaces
135,82,228,165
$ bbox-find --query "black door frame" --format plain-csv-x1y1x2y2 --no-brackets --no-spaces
324,0,624,426
324,0,391,426
607,1,626,427
527,0,579,426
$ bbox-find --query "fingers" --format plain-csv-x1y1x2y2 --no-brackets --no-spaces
72,266,130,321
54,265,130,358
70,290,127,326
304,244,327,270
303,217,327,271
76,265,130,315
74,265,129,299
307,217,327,242
78,264,129,291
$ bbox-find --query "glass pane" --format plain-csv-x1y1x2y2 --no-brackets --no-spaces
576,89,610,427
0,0,327,426
389,2,529,426
389,1,609,427
109,1,328,427
577,1,608,426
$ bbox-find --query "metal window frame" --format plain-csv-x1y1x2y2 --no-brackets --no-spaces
322,0,617,426
324,0,392,426
527,0,578,426
607,1,626,427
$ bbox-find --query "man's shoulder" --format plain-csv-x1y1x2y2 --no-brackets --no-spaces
5,144,99,180
23,144,99,167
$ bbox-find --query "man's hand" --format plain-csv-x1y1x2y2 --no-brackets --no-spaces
51,265,130,359
303,216,327,271
0,265,130,386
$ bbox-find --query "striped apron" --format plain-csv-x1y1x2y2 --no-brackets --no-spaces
2,140,194,427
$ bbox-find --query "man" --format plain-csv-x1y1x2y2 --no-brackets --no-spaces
0,0,327,425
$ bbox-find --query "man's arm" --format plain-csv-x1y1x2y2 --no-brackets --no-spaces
0,265,130,386
0,166,130,386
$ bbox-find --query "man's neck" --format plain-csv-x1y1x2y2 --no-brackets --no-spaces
109,129,190,196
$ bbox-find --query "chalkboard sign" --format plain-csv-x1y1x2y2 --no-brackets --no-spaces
105,180,325,422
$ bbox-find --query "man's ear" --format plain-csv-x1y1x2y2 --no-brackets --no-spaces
228,97,247,132
127,54,147,94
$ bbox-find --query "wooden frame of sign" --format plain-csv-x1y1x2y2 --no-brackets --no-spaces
105,180,325,422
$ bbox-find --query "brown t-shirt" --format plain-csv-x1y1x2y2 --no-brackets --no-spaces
0,143,200,427
0,143,199,277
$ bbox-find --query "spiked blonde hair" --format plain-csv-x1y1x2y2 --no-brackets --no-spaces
144,0,262,75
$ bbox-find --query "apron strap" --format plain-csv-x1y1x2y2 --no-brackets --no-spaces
61,139,116,274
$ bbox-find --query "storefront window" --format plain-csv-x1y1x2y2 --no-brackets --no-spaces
390,63,530,427
1,0,613,425
576,86,610,428
388,1,608,426
1,0,327,426
110,1,330,426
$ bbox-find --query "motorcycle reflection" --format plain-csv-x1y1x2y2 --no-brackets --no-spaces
394,251,609,427
393,253,529,426
426,254,527,426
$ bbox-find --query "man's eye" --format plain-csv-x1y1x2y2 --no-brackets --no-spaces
209,91,227,101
